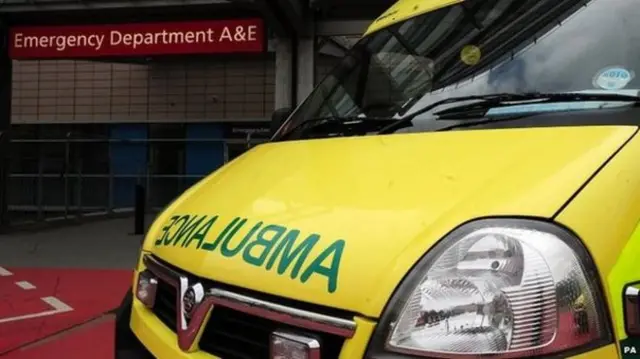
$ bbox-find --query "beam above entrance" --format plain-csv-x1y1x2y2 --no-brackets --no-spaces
316,19,370,36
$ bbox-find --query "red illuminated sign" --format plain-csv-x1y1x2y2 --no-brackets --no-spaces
9,19,265,59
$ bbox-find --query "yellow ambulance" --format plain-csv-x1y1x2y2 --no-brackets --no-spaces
115,0,640,358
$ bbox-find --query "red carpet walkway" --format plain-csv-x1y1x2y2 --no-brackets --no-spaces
0,267,132,358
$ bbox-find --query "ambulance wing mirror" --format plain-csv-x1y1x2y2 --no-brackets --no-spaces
270,107,293,137
624,282,640,336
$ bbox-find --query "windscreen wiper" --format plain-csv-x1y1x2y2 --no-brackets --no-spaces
277,115,393,140
378,92,640,134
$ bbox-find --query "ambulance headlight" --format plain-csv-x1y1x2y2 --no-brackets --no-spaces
369,219,612,358
136,270,157,308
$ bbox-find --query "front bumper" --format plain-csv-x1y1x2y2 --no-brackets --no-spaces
126,293,623,359
131,299,217,359
127,254,621,359
129,254,377,359
114,288,154,359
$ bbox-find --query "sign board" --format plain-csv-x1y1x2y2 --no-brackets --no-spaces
9,19,265,59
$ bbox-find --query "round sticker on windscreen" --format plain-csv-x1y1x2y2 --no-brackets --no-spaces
593,66,635,90
460,45,482,65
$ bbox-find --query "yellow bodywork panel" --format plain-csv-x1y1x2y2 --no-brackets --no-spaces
132,125,640,359
557,131,640,351
144,126,635,319
365,0,463,36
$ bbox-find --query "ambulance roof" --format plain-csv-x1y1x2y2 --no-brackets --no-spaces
364,0,463,36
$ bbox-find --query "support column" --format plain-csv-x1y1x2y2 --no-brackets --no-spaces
295,35,315,104
0,21,10,231
274,37,294,111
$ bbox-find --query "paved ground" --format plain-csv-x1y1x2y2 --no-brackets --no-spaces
0,216,152,358
0,217,151,269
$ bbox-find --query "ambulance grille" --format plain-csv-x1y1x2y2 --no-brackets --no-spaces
198,306,345,359
150,276,346,358
151,278,178,330
148,256,351,358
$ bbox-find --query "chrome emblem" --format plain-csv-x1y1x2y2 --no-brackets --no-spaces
182,283,204,319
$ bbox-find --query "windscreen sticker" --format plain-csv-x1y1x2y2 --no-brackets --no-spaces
593,66,635,90
460,45,481,66
154,214,345,294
